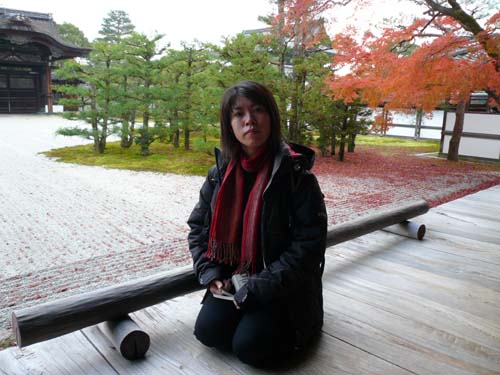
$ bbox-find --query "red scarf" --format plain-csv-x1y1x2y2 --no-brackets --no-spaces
206,147,272,274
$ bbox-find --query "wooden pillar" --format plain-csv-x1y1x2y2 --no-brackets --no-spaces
46,61,53,113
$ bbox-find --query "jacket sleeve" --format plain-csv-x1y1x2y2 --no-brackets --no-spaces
234,171,327,308
187,166,226,286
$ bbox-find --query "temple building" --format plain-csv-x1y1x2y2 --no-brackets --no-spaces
0,7,90,113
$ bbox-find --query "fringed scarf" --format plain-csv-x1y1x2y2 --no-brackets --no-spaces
206,147,272,274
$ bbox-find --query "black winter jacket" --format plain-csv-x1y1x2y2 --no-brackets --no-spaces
187,140,327,346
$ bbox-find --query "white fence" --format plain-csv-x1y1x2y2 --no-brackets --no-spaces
441,112,500,160
368,109,443,140
368,108,500,160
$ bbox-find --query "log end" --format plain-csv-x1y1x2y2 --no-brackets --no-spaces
120,329,150,360
416,224,426,240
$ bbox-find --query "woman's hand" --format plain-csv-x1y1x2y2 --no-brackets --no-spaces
209,279,232,295
209,280,224,295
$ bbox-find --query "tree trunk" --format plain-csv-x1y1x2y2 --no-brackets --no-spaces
184,127,190,150
140,142,150,156
184,51,193,151
120,76,133,149
330,130,336,156
337,116,348,162
277,0,289,135
414,109,423,140
139,105,151,156
289,81,300,143
100,118,108,152
91,92,100,154
348,133,356,152
120,138,133,149
173,128,180,148
447,100,466,161
120,114,135,149
297,70,306,143
139,76,152,156
383,107,389,136
97,139,106,154
173,109,180,148
120,120,131,148
120,122,134,148
93,134,100,153
289,59,306,144
95,119,105,154
279,91,288,137
337,137,345,161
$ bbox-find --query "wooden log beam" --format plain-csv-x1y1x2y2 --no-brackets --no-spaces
13,266,202,348
12,199,429,348
326,199,428,246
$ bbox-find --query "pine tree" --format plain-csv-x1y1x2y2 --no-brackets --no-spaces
124,32,168,156
98,10,135,44
97,10,138,148
159,43,215,150
216,33,278,89
55,41,124,153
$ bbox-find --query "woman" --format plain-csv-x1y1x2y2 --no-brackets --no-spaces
187,81,327,367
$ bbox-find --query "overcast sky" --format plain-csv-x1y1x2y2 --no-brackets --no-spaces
0,0,425,47
0,0,275,47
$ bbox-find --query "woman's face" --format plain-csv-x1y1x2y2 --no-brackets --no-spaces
230,96,271,158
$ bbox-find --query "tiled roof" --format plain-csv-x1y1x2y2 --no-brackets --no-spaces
0,7,90,58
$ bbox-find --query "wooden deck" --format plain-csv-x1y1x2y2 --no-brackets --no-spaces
1,185,499,375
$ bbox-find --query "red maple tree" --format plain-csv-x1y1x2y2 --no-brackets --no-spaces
327,1,499,161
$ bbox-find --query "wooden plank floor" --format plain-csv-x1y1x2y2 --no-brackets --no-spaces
1,185,499,375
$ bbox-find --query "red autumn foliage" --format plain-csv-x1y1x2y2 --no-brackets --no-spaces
328,3,499,161
271,0,333,48
328,13,499,113
312,145,500,225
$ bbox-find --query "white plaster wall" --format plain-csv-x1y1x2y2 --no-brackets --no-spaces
420,128,442,139
368,109,442,139
392,111,416,125
445,113,500,134
422,110,444,126
442,135,500,159
442,113,500,159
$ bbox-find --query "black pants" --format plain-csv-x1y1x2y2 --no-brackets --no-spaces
194,293,296,367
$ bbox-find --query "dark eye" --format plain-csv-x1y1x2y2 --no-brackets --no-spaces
232,111,243,117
